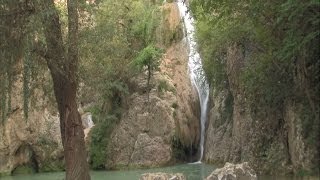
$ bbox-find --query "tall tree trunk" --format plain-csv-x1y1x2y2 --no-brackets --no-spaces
38,0,90,179
65,0,90,179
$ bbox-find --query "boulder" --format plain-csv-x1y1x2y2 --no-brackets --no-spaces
206,162,257,180
130,133,171,167
140,172,186,180
81,112,94,129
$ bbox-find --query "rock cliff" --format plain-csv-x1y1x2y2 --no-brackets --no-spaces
0,73,64,175
0,73,94,175
0,2,200,174
106,2,200,168
106,41,200,169
203,43,319,175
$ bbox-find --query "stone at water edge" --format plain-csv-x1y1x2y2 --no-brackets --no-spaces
205,162,257,180
140,172,186,180
81,112,94,129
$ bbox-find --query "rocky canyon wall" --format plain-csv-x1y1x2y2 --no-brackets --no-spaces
0,71,64,175
0,2,202,174
0,70,94,176
204,43,319,175
106,3,201,169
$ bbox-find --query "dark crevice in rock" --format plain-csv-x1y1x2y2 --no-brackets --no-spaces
171,135,199,163
11,144,39,175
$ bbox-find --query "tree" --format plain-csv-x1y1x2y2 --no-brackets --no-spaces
1,0,90,179
36,0,90,179
132,44,162,101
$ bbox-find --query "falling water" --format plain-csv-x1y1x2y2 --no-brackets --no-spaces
176,0,210,162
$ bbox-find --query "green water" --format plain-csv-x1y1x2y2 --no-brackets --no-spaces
1,163,213,180
1,163,318,180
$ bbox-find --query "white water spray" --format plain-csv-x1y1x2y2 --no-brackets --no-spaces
176,0,210,162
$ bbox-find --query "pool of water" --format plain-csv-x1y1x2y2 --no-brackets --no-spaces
1,163,214,180
1,163,318,180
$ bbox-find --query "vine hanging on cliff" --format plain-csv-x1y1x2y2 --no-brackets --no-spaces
23,35,32,120
0,76,8,124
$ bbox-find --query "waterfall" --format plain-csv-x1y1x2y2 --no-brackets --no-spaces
176,0,209,162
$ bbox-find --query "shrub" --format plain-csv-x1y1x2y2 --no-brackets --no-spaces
89,115,118,169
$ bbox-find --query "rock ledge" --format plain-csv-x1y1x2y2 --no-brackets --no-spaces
140,172,186,180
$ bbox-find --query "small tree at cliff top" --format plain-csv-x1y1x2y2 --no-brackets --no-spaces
132,44,163,101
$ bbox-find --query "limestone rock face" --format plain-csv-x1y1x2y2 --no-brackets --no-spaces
285,102,317,173
106,43,199,168
0,74,64,175
131,133,171,167
206,162,257,180
140,173,186,180
204,42,319,175
0,73,94,175
106,3,200,169
106,92,176,168
204,44,258,170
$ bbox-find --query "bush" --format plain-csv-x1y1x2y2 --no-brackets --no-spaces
158,79,169,92
192,0,319,116
89,115,118,169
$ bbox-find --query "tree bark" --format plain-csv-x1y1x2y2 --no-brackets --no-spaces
38,0,90,179
65,0,90,179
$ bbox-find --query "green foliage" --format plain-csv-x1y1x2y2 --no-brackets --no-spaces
0,0,52,123
192,0,319,92
65,0,164,169
86,106,102,124
79,0,162,105
242,53,294,108
131,44,163,101
157,80,169,93
192,0,319,110
23,36,32,120
157,80,176,93
132,44,163,72
129,1,161,45
89,115,118,169
192,0,319,168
